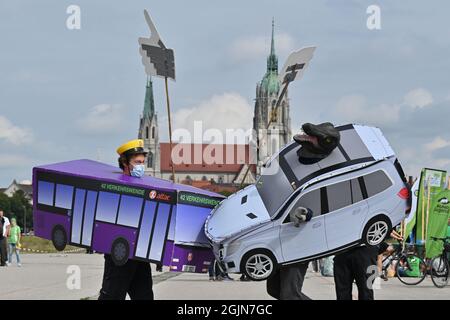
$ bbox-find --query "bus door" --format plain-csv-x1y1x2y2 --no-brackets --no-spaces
134,189,175,263
70,188,97,247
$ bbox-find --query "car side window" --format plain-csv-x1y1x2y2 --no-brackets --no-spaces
326,180,352,213
364,170,392,198
283,189,321,223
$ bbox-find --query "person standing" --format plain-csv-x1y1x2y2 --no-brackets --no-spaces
266,207,313,300
98,139,154,300
333,245,378,300
8,218,21,267
0,210,10,266
266,262,311,300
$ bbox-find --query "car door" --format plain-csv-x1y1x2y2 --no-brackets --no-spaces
279,188,328,262
324,178,369,250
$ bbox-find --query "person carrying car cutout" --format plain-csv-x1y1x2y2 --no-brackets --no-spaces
265,122,342,300
98,139,154,300
266,207,312,300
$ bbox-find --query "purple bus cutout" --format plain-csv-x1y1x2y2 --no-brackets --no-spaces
33,159,224,272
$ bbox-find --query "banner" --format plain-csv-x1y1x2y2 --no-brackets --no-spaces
415,168,446,243
425,189,450,258
403,178,419,242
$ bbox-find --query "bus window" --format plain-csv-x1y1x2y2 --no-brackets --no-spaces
81,191,97,246
148,202,171,261
55,184,74,209
96,192,120,223
117,195,144,228
38,181,54,206
135,201,157,258
71,189,86,244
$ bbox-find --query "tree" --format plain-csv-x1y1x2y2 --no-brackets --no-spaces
0,193,11,215
9,190,32,232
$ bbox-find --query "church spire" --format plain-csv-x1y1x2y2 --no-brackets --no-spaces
143,76,155,118
267,18,278,73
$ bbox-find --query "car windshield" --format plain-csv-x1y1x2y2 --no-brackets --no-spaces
255,157,294,218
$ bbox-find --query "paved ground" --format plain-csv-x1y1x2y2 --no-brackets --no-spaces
0,253,449,300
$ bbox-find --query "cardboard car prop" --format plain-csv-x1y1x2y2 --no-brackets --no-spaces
33,159,224,273
205,124,410,281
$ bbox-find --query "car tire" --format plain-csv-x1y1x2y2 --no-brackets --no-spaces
111,237,130,266
240,249,277,281
362,215,392,246
51,225,67,251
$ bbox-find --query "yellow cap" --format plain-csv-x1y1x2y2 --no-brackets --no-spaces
116,139,147,156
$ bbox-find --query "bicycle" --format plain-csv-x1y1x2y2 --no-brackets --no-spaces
429,236,450,288
381,240,427,285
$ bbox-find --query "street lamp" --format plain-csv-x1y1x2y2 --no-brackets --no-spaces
21,204,26,234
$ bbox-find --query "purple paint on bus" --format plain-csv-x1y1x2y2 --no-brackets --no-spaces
35,159,220,197
91,222,138,259
33,209,71,241
165,242,214,273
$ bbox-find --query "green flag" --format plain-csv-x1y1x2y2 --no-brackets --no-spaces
416,168,446,243
425,189,450,258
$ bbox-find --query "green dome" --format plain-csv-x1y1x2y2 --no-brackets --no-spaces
261,71,280,96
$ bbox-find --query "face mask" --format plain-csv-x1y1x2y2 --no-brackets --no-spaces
130,164,145,178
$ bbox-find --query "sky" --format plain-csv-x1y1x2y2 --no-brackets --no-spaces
0,0,450,186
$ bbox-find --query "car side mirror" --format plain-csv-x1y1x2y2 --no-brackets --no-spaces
290,207,313,227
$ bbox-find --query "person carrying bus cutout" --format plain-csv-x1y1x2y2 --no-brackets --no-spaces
98,139,154,300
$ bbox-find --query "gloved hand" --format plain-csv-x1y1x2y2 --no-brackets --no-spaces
290,207,313,227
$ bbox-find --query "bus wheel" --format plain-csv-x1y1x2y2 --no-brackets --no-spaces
52,225,67,251
111,237,129,266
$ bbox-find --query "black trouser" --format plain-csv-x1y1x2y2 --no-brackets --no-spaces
266,262,310,300
333,246,378,300
98,254,153,300
0,237,7,266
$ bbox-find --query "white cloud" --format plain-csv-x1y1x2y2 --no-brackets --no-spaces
76,104,127,134
0,115,33,145
229,33,296,62
0,154,31,168
172,92,253,143
424,136,450,151
403,88,433,108
334,94,400,125
330,88,450,177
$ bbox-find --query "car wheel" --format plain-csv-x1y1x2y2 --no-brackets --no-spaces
111,237,130,266
241,249,277,281
51,225,67,251
362,216,391,246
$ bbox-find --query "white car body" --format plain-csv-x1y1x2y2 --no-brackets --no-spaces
205,124,409,279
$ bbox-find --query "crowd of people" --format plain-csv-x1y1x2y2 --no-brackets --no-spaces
0,209,22,267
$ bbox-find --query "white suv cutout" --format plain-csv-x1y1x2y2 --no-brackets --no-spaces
205,124,409,281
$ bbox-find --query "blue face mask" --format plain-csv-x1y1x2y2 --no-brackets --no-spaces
130,164,145,178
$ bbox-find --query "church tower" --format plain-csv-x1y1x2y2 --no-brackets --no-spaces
138,77,160,176
253,19,291,174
